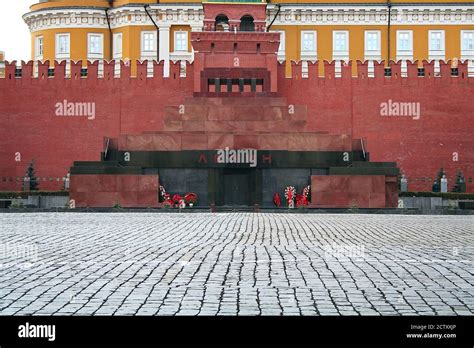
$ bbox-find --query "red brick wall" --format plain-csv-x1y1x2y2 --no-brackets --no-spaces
279,60,474,192
0,60,193,191
311,175,389,208
0,59,473,192
70,174,159,208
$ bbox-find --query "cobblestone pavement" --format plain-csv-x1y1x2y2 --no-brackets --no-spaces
0,213,473,316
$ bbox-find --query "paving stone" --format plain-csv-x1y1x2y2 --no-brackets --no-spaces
0,213,472,316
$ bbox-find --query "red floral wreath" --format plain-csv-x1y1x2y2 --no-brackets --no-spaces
185,193,198,204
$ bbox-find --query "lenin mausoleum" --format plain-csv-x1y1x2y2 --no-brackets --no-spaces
0,0,473,208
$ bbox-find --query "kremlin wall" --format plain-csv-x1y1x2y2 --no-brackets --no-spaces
0,58,472,198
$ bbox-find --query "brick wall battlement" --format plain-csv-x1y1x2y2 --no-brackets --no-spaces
1,59,473,84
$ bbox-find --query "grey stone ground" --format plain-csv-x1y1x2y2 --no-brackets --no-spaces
0,213,473,316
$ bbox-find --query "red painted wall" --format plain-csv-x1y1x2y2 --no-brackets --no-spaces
0,59,473,192
279,60,474,192
70,174,160,208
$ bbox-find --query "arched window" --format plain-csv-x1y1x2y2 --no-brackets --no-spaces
239,15,255,32
215,15,229,31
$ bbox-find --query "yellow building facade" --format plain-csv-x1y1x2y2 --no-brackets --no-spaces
23,0,474,76
0,51,5,78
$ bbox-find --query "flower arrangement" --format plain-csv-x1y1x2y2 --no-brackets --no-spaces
296,185,311,208
303,185,311,201
295,194,307,208
284,186,296,208
159,185,167,202
273,193,281,208
160,186,174,207
163,193,173,206
171,194,182,208
159,186,199,209
185,193,198,207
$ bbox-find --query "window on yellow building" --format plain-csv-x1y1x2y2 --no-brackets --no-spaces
334,32,348,52
55,33,70,57
364,31,381,61
88,34,104,56
396,30,413,65
397,31,412,53
141,31,157,77
87,34,104,77
461,31,474,53
300,31,316,60
365,32,380,52
35,36,43,59
174,31,188,52
34,36,43,78
113,33,123,58
429,31,444,52
113,33,123,77
301,31,316,52
461,31,474,77
277,31,285,53
55,33,70,77
333,31,349,61
142,32,156,53
428,30,445,65
275,31,285,61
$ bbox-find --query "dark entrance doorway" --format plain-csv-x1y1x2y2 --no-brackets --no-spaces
208,168,261,207
223,171,251,206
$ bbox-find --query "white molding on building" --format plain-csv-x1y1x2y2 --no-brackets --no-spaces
170,51,194,63
266,5,474,26
23,4,474,33
23,5,205,32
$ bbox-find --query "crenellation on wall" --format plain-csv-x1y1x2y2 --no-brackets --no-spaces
341,61,352,80
289,61,301,80
323,61,336,80
0,59,197,83
422,60,435,78
1,59,472,83
356,60,368,79
135,60,148,80
389,60,402,79
406,61,419,78
373,61,386,80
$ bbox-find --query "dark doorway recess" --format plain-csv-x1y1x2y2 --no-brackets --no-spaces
223,169,251,207
224,173,250,206
222,168,255,206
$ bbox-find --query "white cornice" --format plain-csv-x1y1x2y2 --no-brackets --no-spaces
23,9,109,32
24,6,205,32
23,4,474,33
266,5,474,26
109,6,205,28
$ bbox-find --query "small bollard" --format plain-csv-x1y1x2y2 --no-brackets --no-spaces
441,175,448,193
400,174,408,192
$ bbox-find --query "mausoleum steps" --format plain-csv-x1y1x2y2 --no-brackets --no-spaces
115,132,356,152
163,104,306,125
